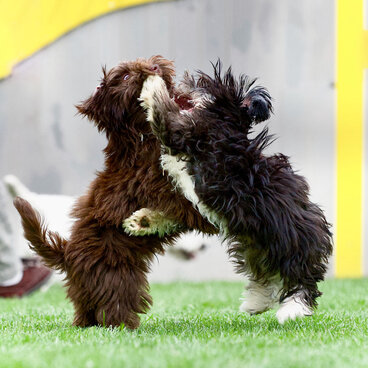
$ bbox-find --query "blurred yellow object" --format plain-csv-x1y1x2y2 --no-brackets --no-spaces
0,0,167,79
364,31,368,68
336,0,367,277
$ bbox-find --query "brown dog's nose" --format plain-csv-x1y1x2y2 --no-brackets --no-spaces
150,64,161,74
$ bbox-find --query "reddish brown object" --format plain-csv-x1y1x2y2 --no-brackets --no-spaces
0,258,51,298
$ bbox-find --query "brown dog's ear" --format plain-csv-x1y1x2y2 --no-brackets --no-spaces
76,98,107,133
75,96,94,118
75,94,105,132
75,100,88,116
76,66,107,119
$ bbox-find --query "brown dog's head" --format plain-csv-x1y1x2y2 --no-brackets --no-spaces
76,55,175,135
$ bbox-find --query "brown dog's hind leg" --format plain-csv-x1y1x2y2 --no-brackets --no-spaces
93,261,152,329
69,261,151,329
72,301,98,327
66,224,159,329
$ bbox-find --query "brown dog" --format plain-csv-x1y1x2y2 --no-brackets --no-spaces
14,56,215,329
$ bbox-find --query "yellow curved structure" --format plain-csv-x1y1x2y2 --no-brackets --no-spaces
0,0,168,79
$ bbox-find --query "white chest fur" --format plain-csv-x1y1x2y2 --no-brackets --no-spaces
160,153,225,232
160,153,200,205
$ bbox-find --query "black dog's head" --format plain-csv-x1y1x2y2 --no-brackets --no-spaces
189,61,273,129
241,85,273,124
76,55,175,135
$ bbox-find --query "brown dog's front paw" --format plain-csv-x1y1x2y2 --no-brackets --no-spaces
139,216,150,228
123,208,180,237
123,208,155,236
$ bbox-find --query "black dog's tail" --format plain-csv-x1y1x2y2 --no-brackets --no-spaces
13,197,67,271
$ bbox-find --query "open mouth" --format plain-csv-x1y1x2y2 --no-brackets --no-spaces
173,92,194,112
162,75,195,112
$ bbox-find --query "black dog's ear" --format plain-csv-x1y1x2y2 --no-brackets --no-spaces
241,86,273,124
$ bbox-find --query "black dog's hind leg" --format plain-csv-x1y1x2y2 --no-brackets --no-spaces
275,205,332,323
275,285,316,324
239,277,282,315
276,253,329,323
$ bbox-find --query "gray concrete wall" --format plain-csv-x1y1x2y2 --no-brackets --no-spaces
0,0,337,279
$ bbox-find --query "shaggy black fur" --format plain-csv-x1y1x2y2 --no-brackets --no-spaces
145,62,333,310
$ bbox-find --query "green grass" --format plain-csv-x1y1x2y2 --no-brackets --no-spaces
1,279,368,368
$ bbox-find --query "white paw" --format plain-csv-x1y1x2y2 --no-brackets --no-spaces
122,209,153,236
140,75,167,121
239,279,281,315
239,299,271,315
276,295,313,324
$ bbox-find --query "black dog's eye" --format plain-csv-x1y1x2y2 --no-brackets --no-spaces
123,74,130,81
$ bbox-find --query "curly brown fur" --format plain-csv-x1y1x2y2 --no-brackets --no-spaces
139,61,333,319
14,56,216,329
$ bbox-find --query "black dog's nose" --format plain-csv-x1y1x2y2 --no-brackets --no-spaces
150,64,161,74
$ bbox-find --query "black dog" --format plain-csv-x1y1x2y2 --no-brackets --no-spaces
125,62,333,323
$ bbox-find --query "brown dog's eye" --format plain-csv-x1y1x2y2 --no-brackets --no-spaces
123,74,130,81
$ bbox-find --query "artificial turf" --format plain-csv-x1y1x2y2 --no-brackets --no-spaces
0,279,367,368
